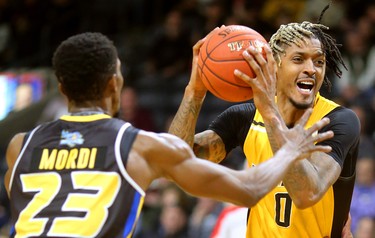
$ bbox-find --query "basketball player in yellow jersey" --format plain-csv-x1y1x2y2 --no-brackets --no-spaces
4,32,335,238
169,6,358,238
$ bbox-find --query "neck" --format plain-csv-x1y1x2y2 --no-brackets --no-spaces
68,106,108,116
67,98,115,116
277,100,307,126
70,106,104,112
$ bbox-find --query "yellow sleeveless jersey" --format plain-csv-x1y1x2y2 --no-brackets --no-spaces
244,95,339,238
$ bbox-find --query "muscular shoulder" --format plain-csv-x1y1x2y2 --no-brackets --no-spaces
6,133,26,163
208,102,256,151
5,132,26,194
321,107,360,171
325,107,360,137
213,103,256,121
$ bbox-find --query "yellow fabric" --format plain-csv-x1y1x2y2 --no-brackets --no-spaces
243,94,339,237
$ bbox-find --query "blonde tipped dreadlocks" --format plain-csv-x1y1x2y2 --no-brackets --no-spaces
269,22,328,61
268,2,346,91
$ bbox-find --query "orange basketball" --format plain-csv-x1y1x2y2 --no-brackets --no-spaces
198,25,268,102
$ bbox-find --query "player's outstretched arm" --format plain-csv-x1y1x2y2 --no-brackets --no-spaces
138,110,333,207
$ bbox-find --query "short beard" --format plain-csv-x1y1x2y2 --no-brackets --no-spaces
289,98,313,110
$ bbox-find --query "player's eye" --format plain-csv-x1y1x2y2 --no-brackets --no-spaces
315,59,325,66
292,57,303,63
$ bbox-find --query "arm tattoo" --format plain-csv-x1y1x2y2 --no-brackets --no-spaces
265,116,286,153
283,164,311,192
194,132,226,163
169,95,204,147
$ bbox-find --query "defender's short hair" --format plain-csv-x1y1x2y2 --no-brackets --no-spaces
52,32,118,102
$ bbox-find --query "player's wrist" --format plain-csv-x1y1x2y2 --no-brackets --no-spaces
185,84,207,100
276,143,299,162
259,106,282,125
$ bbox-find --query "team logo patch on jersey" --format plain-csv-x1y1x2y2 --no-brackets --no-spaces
60,130,84,147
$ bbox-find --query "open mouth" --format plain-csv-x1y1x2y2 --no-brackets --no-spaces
297,81,314,93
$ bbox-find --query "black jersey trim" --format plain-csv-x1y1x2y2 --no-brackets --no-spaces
252,120,265,127
330,172,356,238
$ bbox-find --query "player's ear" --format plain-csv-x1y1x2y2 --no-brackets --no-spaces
104,74,120,96
58,83,66,97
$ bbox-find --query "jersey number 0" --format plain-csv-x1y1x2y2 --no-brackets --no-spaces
275,193,292,227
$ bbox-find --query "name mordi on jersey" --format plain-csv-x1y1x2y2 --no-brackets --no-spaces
30,146,106,171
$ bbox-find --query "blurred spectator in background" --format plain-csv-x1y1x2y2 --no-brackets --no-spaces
42,0,81,65
141,9,191,86
118,87,156,131
188,197,223,238
210,204,247,238
6,0,47,67
354,216,375,238
350,157,375,232
349,104,375,158
132,181,164,238
36,93,68,125
302,0,346,28
156,184,193,238
134,182,195,238
210,158,247,238
260,0,306,32
333,17,375,105
13,83,33,112
0,0,11,66
198,0,228,38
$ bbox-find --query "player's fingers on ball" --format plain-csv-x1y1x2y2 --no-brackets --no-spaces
264,46,277,74
243,50,262,76
193,39,205,53
208,27,221,37
249,46,267,68
234,69,255,87
264,44,272,57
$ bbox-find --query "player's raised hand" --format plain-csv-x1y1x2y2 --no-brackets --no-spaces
189,26,224,95
234,44,278,115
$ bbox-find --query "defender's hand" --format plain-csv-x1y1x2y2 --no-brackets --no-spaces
283,109,334,160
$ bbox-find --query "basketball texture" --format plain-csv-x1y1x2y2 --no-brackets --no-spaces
198,25,268,102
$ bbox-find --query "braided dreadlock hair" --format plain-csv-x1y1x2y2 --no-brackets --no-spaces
269,2,346,90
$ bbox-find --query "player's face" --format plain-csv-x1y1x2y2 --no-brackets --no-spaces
276,37,326,109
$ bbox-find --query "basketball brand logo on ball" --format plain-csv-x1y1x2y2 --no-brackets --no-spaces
198,25,268,102
227,40,266,53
